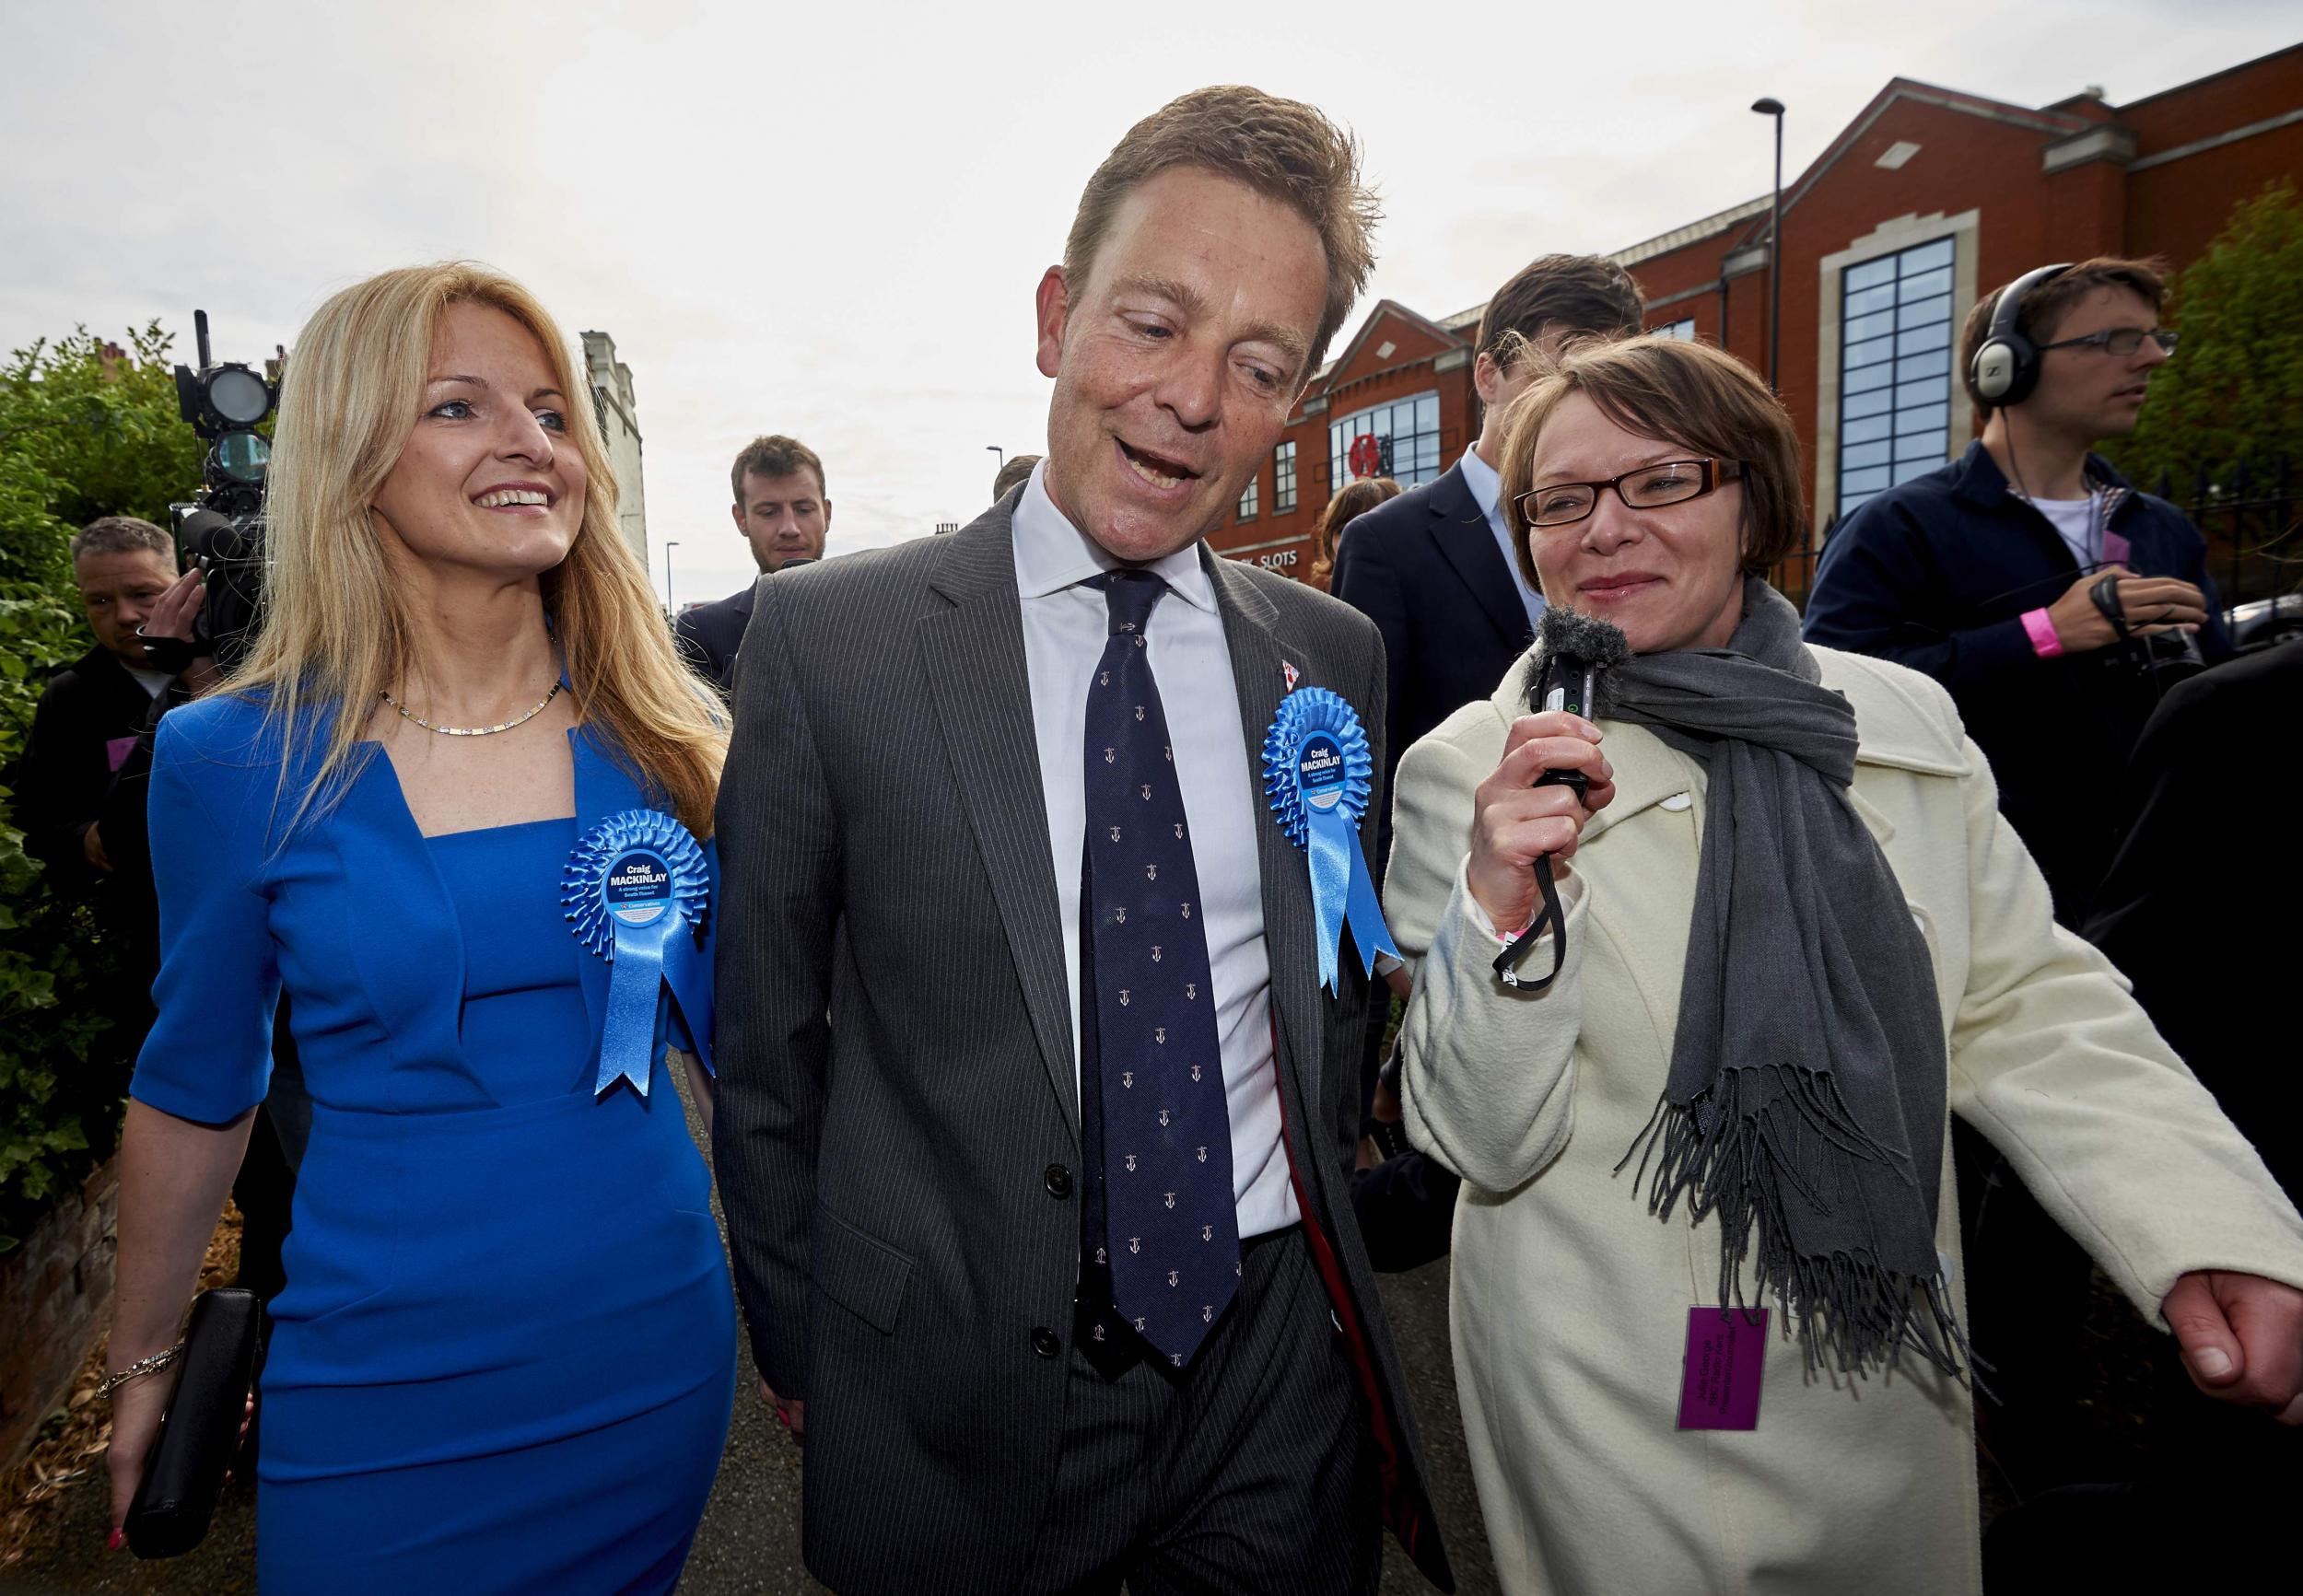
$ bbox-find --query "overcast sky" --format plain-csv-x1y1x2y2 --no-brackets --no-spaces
8,1,2295,606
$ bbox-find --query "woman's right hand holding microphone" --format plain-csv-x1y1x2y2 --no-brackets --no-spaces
1466,713,1615,936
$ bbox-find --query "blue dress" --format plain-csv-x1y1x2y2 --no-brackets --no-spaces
132,696,736,1594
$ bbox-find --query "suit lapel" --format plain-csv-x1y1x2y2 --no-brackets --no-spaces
1204,552,1326,1120
1427,461,1530,647
920,510,1081,1143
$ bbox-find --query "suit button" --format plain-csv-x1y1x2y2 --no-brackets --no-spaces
1031,1326,1061,1358
1044,1163,1073,1198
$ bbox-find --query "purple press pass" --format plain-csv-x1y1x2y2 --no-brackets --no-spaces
1678,1305,1767,1430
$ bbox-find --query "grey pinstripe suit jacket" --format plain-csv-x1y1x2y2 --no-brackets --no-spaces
712,501,1453,1594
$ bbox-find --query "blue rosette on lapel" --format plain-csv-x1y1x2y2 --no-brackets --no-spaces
563,810,713,1095
1261,687,1399,994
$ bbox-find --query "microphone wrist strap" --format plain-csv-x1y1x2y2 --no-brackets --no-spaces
1491,853,1569,992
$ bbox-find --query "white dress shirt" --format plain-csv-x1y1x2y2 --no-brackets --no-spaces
1011,464,1299,1237
1457,444,1548,630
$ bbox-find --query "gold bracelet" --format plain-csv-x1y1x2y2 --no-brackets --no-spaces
99,1344,184,1399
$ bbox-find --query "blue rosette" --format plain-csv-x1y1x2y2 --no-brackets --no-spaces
563,810,714,1096
1261,688,1400,995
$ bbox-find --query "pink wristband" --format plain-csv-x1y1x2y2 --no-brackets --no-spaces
2020,608,2063,658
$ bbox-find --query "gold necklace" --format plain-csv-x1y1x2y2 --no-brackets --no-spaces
380,680,562,737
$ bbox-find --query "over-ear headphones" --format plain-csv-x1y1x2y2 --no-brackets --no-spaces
1969,263,2071,408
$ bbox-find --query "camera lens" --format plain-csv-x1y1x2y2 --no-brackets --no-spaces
211,431,271,484
207,367,271,425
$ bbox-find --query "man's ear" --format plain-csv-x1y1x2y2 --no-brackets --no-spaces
1035,266,1070,380
730,501,746,537
1472,349,1503,406
821,498,833,531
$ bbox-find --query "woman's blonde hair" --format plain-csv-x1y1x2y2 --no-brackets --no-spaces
232,262,726,835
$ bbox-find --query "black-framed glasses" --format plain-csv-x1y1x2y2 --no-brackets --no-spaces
1514,458,1744,530
2038,326,2178,357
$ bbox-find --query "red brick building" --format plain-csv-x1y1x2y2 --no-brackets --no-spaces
1210,43,2303,579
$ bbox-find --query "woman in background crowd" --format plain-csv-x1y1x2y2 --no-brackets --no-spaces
1383,333,2303,1595
1307,473,1398,591
104,262,737,1591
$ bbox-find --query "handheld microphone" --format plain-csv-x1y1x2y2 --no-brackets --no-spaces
1528,606,1631,786
1495,607,1631,990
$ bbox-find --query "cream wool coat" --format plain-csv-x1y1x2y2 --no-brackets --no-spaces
1388,641,2303,1596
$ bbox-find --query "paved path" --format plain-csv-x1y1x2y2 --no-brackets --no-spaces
11,1073,1496,1594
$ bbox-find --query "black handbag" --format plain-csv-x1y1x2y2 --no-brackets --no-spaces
123,1287,266,1559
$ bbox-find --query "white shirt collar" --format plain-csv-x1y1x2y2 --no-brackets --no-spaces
1457,443,1503,519
1011,460,1218,613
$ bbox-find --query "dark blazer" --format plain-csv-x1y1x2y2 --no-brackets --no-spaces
1331,460,1534,782
2088,639,2300,1197
18,644,161,892
672,579,758,692
713,503,1452,1595
1803,442,2232,924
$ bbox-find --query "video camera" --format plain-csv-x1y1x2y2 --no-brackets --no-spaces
168,309,279,673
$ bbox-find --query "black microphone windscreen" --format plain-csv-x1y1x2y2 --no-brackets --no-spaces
1537,605,1631,669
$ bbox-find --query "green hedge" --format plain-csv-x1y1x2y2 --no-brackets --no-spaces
0,325,206,1250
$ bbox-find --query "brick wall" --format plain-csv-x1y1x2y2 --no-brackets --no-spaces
1,1159,119,1470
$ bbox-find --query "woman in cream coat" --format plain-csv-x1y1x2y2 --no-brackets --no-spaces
1385,334,2303,1596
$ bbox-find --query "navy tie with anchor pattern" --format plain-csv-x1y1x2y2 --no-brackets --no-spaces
1077,569,1239,1369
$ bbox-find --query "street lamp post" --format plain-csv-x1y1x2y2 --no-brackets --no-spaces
1750,97,1786,391
662,541,679,613
986,445,1004,473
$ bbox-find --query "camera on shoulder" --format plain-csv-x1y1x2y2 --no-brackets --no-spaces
167,309,278,674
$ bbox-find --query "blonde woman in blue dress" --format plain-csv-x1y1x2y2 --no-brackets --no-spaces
104,262,737,1592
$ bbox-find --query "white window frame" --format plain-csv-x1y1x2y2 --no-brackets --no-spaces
1814,209,1979,527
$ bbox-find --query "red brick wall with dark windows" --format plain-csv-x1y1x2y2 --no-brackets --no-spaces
1209,44,2300,580
1207,301,1479,580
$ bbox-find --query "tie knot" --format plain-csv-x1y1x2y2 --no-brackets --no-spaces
1097,570,1166,637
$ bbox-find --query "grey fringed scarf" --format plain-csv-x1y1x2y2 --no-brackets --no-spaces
1605,580,1968,1380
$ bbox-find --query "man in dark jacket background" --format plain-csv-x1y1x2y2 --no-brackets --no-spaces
673,434,833,691
18,516,182,953
1803,256,2230,928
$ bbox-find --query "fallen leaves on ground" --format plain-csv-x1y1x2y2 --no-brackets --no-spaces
0,1204,241,1569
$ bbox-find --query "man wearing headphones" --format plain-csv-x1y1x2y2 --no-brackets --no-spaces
1804,257,2231,929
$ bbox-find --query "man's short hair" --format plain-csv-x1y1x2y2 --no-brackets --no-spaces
1958,256,2169,422
991,453,1042,502
1500,336,1806,588
69,515,172,565
1476,254,1645,369
1063,85,1380,378
731,436,826,504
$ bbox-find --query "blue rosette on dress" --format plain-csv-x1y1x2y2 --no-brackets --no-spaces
1260,688,1400,995
562,810,714,1096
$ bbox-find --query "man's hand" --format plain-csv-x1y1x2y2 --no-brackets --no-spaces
2162,1269,2303,1424
2045,566,2207,654
82,823,111,873
144,567,222,693
759,1376,805,1439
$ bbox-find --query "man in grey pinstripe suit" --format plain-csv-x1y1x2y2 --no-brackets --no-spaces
714,86,1455,1595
